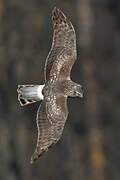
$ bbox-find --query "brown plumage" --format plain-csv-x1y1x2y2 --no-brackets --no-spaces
17,7,84,164
45,7,76,82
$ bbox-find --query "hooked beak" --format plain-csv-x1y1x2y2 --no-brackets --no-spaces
76,91,84,98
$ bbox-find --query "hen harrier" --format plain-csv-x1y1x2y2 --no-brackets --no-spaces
17,7,84,164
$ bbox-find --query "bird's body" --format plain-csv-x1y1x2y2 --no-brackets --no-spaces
17,7,84,164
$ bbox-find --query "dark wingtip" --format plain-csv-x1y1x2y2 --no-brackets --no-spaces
53,6,57,11
30,151,43,164
52,7,59,19
30,152,39,164
52,7,66,22
52,6,58,14
52,7,73,31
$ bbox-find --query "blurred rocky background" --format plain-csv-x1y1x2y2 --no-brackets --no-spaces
0,0,120,180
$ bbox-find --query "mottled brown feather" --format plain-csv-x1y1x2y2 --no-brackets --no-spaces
31,96,68,163
45,7,77,82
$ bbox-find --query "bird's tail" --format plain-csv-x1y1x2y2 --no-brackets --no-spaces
17,84,44,106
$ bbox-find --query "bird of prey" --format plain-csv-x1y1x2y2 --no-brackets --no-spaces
17,7,84,164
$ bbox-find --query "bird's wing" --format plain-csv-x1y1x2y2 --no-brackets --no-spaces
44,7,77,82
30,95,68,163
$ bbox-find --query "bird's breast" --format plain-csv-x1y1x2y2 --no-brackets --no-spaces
43,80,69,101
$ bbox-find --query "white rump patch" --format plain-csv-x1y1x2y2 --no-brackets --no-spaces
37,85,45,100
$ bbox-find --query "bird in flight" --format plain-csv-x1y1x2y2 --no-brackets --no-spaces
17,7,84,164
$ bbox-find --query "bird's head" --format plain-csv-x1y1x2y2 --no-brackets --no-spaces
72,84,84,98
66,81,84,98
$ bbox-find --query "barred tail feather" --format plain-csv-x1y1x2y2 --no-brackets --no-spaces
17,85,44,106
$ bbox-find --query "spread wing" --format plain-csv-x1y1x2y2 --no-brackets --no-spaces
44,7,77,82
30,95,68,163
